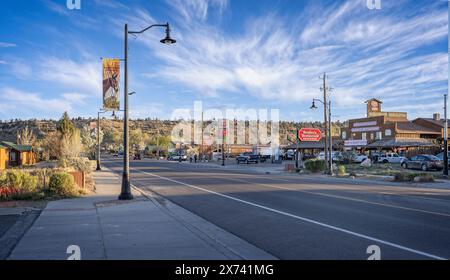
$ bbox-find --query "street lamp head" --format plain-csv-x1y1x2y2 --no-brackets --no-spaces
160,23,176,45
310,100,318,110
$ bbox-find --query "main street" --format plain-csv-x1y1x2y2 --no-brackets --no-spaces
104,158,450,260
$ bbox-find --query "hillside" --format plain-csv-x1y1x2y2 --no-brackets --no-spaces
0,118,344,145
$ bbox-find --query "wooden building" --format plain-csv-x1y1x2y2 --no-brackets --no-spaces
0,144,8,171
341,99,440,156
0,142,37,168
413,113,450,141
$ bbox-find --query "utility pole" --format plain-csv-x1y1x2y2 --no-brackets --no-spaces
222,119,226,166
201,112,204,162
320,73,329,173
328,101,333,175
295,128,300,169
444,94,448,176
96,111,104,171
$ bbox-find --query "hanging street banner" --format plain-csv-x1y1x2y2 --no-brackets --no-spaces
298,128,322,142
102,58,120,110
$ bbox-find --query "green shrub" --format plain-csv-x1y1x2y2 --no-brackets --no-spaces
393,172,433,182
0,171,6,186
5,170,24,191
393,173,414,182
0,170,39,199
304,159,326,173
22,173,38,193
337,165,346,176
414,174,434,183
49,172,79,197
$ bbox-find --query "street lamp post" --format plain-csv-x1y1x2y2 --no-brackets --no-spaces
119,22,176,201
96,110,107,171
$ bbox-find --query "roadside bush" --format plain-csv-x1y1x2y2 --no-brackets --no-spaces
20,173,38,194
48,172,79,197
413,174,434,183
0,170,39,199
337,165,346,176
304,159,326,173
393,172,434,183
393,173,415,182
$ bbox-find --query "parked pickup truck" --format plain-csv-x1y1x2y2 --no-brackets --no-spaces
377,153,405,164
236,152,260,164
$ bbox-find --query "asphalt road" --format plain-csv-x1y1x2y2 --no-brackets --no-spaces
104,158,450,260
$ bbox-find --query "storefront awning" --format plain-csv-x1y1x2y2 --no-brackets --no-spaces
366,139,438,149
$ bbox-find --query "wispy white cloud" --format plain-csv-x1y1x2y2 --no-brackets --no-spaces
132,0,447,118
38,57,102,96
167,0,229,23
0,42,17,48
10,61,32,79
0,87,73,114
42,0,70,16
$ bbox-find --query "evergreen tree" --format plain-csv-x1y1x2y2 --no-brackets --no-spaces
58,112,75,137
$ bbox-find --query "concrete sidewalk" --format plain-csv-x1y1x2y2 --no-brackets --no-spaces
8,169,276,260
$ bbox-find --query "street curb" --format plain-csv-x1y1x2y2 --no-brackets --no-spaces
0,210,41,260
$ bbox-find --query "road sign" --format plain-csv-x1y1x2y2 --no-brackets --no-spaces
298,128,322,142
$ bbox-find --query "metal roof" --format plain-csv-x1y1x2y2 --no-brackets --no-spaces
0,141,33,152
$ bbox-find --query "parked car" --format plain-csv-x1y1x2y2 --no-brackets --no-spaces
302,153,316,161
236,152,260,164
401,155,443,171
352,154,368,163
317,151,344,163
168,154,188,161
259,155,271,163
435,152,450,167
282,150,295,160
133,154,142,160
377,153,405,164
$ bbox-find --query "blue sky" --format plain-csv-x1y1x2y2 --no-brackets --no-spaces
0,0,448,121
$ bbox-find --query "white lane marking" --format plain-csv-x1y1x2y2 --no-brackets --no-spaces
135,168,447,260
196,175,450,218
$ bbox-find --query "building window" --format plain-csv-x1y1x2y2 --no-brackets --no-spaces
342,131,347,140
10,152,17,162
376,132,382,140
385,129,392,136
362,133,367,140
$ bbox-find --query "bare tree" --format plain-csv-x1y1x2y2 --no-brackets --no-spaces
17,126,36,146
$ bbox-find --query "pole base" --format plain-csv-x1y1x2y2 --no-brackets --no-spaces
119,173,134,200
96,165,102,171
118,192,134,200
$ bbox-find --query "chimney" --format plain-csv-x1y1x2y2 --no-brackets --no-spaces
433,113,441,121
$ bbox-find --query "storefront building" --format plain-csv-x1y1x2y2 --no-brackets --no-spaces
341,99,440,156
